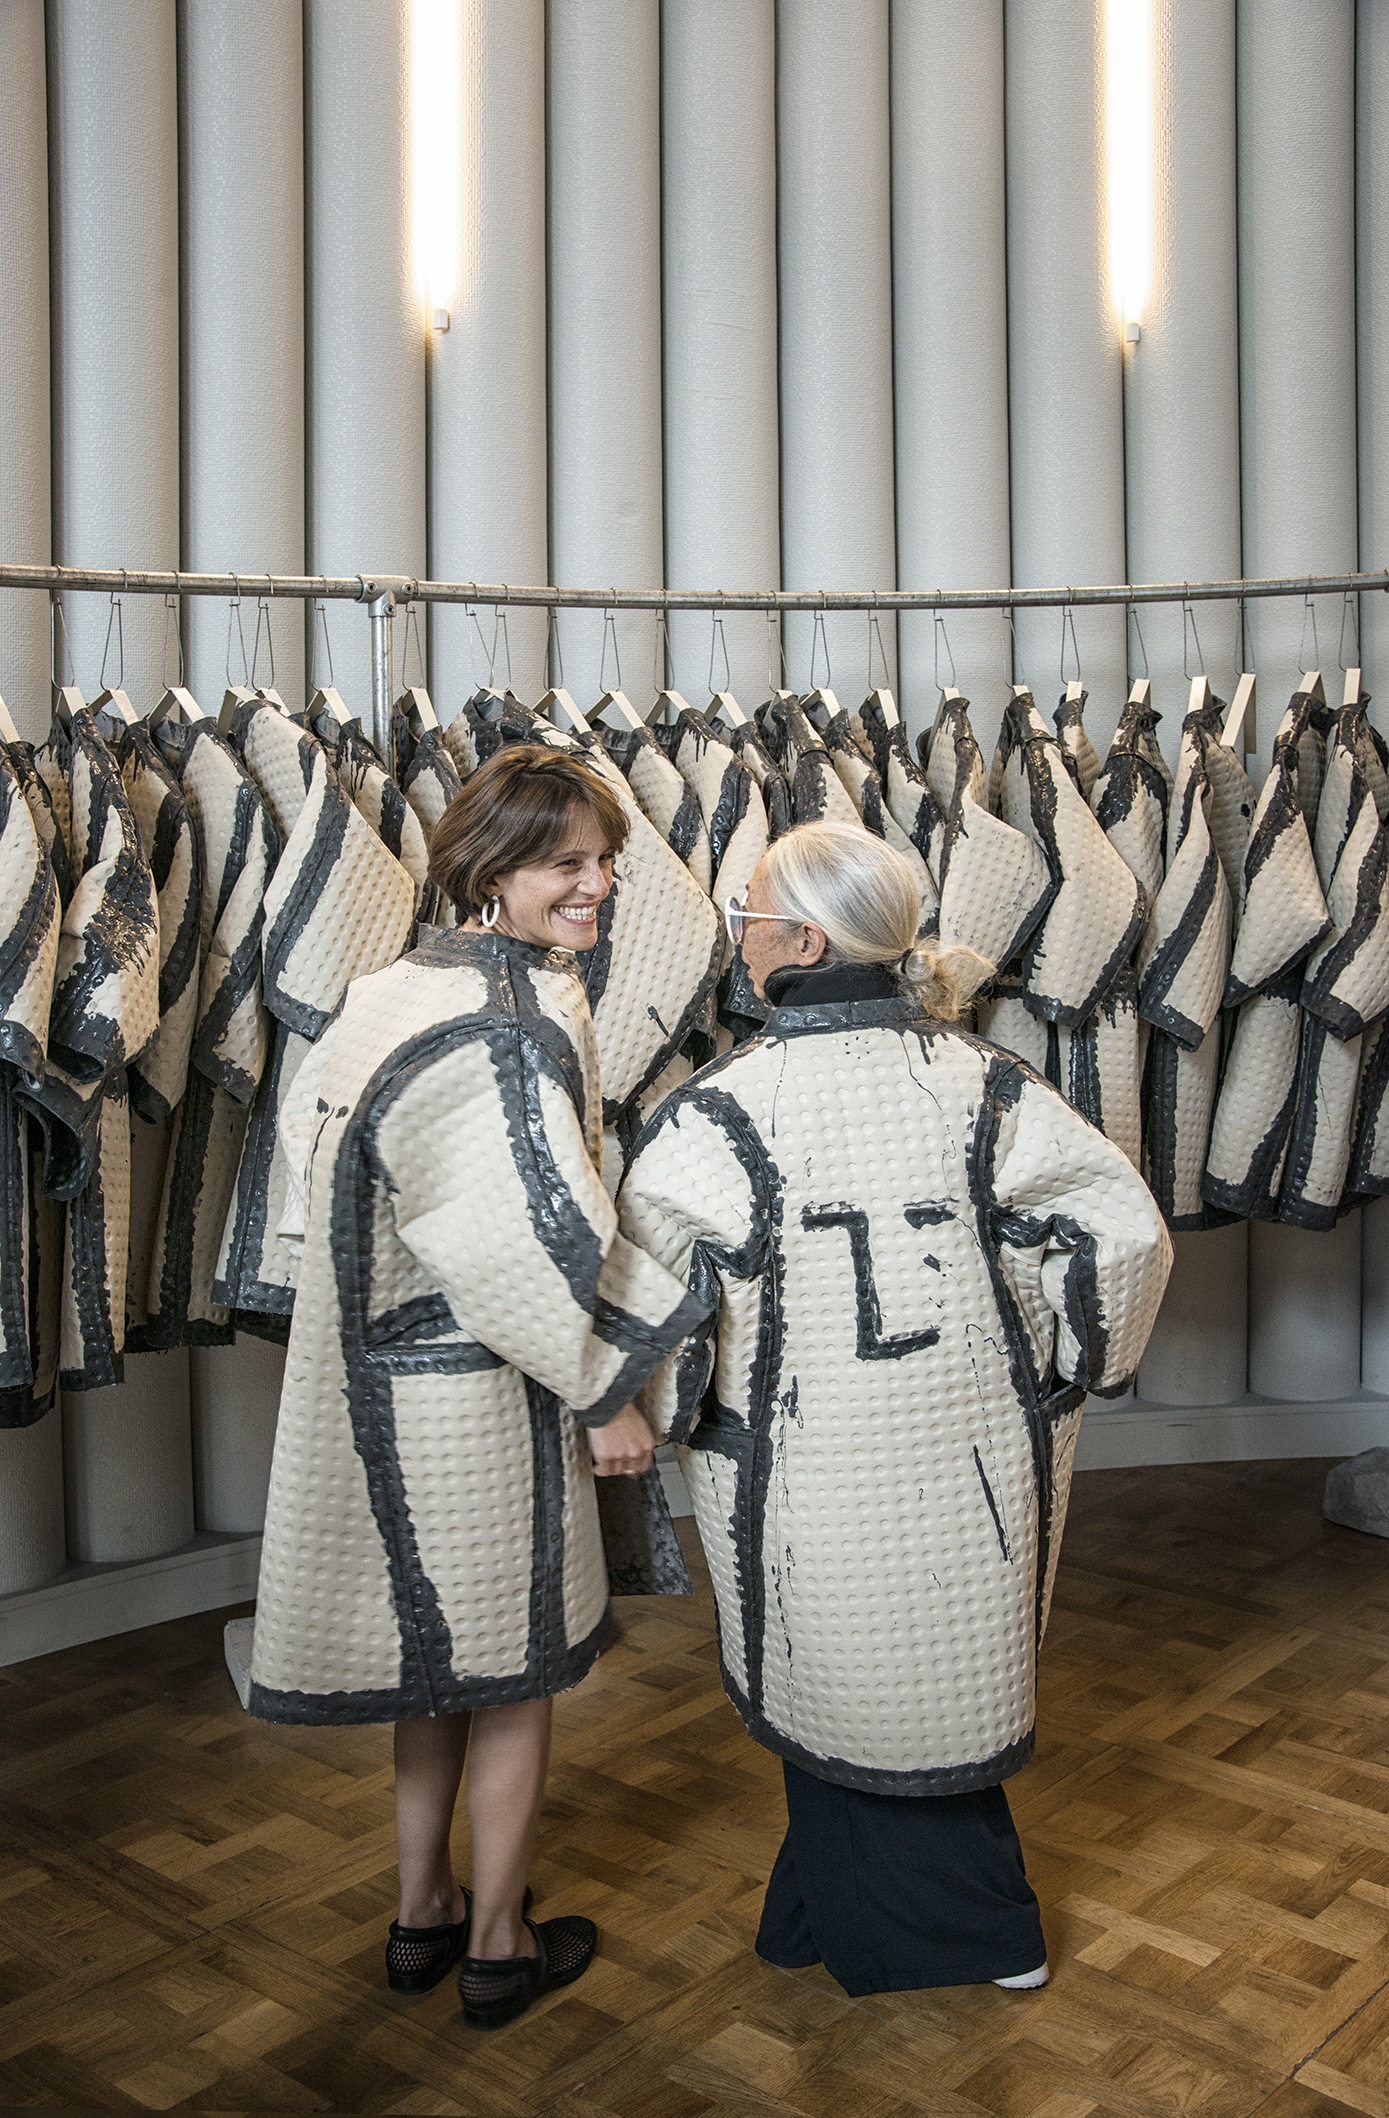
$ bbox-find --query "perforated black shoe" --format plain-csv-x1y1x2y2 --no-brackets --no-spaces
459,1914,597,2030
386,1885,533,1996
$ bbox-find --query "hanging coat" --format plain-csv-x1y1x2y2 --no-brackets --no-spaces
117,727,204,1346
311,707,444,928
1135,707,1236,1230
0,743,63,1426
994,692,1147,1029
1204,693,1332,1219
214,698,416,1334
618,971,1171,1792
20,710,160,1390
726,720,793,840
246,927,711,1726
392,694,463,837
1053,690,1102,801
804,693,937,912
1089,694,1169,906
758,694,863,829
856,690,946,894
595,724,713,891
667,708,771,1039
919,696,1053,973
1275,698,1389,1229
138,718,281,1346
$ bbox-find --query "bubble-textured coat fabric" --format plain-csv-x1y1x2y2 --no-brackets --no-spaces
619,979,1172,1793
247,927,710,1726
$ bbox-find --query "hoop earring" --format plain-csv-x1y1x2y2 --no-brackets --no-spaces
481,896,501,930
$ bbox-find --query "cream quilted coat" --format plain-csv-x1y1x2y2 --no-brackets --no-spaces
247,927,710,1725
619,983,1172,1793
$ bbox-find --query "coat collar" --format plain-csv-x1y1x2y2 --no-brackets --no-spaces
408,926,579,978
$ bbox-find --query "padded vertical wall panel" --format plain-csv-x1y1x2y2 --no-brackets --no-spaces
0,0,50,742
892,1,1010,740
548,0,664,705
1239,0,1360,1404
180,0,305,710
0,1,64,1591
191,1340,284,1536
304,0,424,712
1005,0,1126,762
778,0,896,702
663,0,780,708
1128,0,1246,1407
430,0,548,710
48,0,180,696
1359,2,1389,1397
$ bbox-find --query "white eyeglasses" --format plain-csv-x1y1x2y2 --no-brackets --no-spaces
723,891,792,946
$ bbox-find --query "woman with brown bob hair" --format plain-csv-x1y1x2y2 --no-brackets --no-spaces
247,743,710,2029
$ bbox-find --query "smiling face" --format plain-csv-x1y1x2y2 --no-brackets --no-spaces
480,810,616,952
736,860,828,998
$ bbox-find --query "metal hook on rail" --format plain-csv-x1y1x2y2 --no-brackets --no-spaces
1127,602,1149,682
309,585,333,693
933,609,956,693
252,596,275,691
161,594,184,689
1060,606,1083,687
868,595,891,692
100,579,125,693
50,591,74,692
709,609,731,698
599,605,621,695
1182,596,1204,682
546,605,565,692
226,576,249,688
1299,593,1320,675
1338,590,1360,674
809,607,831,691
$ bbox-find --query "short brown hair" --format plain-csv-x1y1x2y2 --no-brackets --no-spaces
427,742,630,917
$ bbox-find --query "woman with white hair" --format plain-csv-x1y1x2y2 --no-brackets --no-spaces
618,822,1171,1996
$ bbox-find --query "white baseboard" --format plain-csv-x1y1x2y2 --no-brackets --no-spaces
1076,1392,1389,1470
0,1531,262,1669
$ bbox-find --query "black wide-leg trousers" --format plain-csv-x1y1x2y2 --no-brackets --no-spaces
755,1759,1046,1997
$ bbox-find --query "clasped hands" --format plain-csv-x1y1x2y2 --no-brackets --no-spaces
589,1401,656,1479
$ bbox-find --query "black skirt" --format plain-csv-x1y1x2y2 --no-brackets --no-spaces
755,1760,1046,1997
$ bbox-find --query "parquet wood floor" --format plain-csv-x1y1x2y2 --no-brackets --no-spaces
6,1461,1389,2113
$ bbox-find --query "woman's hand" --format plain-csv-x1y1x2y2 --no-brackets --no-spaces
589,1403,655,1478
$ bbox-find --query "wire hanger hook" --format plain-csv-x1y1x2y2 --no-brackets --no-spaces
1338,590,1360,675
100,586,125,693
1182,599,1204,682
933,610,956,692
309,589,334,694
709,611,731,697
868,606,891,691
50,592,75,691
226,577,249,688
161,594,184,689
546,606,565,692
1127,602,1149,681
252,596,275,691
809,608,831,691
599,607,621,695
1060,606,1082,687
1299,593,1320,673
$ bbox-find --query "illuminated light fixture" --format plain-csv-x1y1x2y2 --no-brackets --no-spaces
1105,0,1153,347
412,0,463,320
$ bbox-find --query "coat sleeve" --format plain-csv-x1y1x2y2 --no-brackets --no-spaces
617,1091,766,1442
987,1060,1172,1398
373,1027,713,1424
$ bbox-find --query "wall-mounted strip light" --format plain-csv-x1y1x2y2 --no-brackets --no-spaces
1105,0,1154,346
412,0,463,328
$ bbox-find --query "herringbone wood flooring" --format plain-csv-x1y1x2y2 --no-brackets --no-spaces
6,1461,1389,2112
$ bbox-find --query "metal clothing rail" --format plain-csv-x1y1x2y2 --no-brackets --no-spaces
5,558,1386,767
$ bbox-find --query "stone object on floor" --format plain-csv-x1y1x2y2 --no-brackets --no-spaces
1324,1448,1389,1538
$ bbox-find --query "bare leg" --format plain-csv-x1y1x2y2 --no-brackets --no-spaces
394,1712,471,1927
465,1697,553,1960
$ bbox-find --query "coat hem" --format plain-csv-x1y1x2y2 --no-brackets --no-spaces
721,1661,1036,1796
245,1604,613,1726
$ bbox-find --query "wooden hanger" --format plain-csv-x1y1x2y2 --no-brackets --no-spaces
1344,666,1363,708
395,684,439,731
255,685,291,716
147,685,206,730
537,686,589,735
1221,674,1256,753
707,690,748,729
862,686,900,727
218,684,257,734
90,686,139,728
589,688,644,732
1300,670,1326,704
52,684,88,731
1187,674,1214,717
801,686,840,723
1064,679,1086,706
649,687,691,728
1127,676,1152,710
0,695,20,745
940,685,966,704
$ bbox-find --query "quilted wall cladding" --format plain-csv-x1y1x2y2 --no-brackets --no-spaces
1,0,1388,1601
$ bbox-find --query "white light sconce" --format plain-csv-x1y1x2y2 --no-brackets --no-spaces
412,0,464,329
1106,0,1154,348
